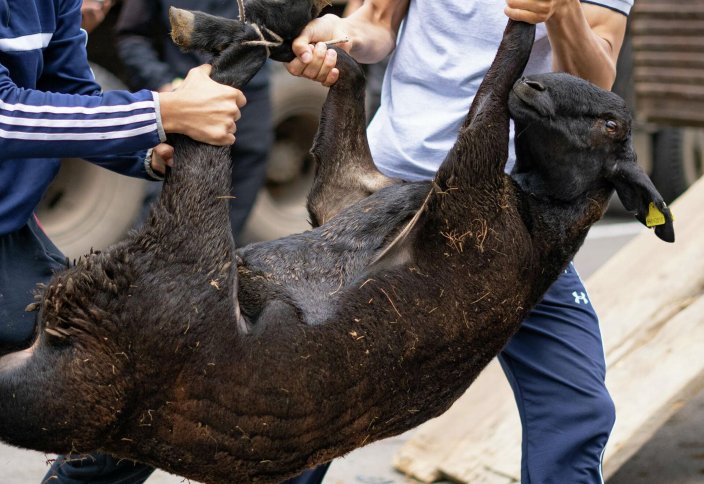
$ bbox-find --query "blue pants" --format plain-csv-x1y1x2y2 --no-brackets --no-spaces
0,217,65,352
499,262,615,483
44,454,329,484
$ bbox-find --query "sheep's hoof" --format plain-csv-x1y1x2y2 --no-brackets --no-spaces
169,7,195,49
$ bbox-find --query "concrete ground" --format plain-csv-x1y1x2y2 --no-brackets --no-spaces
1,216,702,483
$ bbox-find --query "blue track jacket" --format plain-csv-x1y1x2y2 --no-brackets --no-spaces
0,0,166,235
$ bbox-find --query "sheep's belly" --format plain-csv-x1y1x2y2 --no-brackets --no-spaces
237,184,431,327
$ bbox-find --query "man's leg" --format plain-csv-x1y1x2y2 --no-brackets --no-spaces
283,463,331,484
499,262,616,484
44,454,153,484
45,456,329,484
0,218,64,352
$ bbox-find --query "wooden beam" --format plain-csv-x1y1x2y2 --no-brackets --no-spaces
393,177,704,482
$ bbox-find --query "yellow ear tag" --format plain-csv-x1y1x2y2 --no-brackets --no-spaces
645,202,669,227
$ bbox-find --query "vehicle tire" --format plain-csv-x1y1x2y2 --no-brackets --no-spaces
241,65,329,242
36,159,149,260
37,63,150,260
651,127,704,204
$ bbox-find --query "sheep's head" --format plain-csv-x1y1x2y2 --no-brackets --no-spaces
509,73,674,242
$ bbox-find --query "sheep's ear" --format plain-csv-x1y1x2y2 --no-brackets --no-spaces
606,161,675,243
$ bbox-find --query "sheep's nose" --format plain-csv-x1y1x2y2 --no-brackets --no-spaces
523,79,546,91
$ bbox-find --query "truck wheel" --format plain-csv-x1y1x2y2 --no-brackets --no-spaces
651,127,704,203
36,160,149,260
37,63,150,260
242,65,329,242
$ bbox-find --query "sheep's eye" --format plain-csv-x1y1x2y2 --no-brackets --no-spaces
605,120,618,132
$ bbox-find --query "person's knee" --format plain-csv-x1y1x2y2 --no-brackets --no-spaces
591,386,616,438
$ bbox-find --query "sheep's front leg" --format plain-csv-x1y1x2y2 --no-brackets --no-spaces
307,48,397,227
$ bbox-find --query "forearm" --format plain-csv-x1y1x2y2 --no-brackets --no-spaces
0,76,164,161
83,151,155,179
546,2,625,90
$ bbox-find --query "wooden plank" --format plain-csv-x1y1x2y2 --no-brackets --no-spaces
602,296,704,478
634,107,704,129
589,180,704,355
633,3,704,19
631,18,704,35
635,83,704,99
634,67,704,85
632,36,704,51
634,51,704,69
634,100,704,128
630,0,704,125
393,177,704,482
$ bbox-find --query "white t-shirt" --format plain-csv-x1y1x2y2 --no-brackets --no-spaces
368,0,633,181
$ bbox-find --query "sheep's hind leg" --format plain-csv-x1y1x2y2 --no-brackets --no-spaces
306,48,397,227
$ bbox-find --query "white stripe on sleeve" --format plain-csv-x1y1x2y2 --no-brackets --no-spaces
0,124,158,141
0,33,53,52
0,99,156,115
0,112,157,128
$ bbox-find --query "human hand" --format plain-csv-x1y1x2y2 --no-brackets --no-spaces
81,0,113,33
504,0,570,24
287,14,350,87
149,143,175,175
158,65,247,146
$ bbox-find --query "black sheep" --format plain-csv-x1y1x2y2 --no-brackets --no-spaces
0,5,673,484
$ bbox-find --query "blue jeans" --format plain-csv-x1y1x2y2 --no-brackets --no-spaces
499,262,615,483
44,455,329,483
0,217,64,352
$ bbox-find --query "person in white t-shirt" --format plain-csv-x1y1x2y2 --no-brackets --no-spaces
287,1,631,481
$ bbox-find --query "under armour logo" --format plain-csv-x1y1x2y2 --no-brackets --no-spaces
573,291,589,305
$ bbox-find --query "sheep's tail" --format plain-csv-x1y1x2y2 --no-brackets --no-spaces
433,20,536,192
